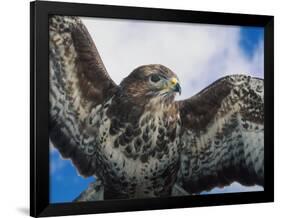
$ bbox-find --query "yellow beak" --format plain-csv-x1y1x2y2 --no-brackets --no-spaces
169,77,181,95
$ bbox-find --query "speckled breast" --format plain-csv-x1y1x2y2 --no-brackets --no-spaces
94,101,182,199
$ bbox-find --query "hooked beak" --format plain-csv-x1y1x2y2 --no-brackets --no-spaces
174,82,182,95
169,77,181,95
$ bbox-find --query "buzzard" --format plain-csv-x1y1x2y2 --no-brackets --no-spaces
49,16,264,201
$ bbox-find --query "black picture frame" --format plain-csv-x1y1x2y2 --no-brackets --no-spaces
30,1,274,217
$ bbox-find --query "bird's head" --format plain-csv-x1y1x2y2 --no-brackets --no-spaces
120,64,181,104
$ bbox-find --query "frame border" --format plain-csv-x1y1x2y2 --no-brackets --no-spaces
30,1,274,217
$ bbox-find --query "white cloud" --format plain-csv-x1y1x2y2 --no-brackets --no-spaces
82,17,263,101
202,182,263,194
49,141,56,154
50,148,68,175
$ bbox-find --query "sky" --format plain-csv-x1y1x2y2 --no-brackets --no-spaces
50,17,264,203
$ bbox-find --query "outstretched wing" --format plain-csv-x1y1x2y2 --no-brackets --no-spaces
49,16,117,177
176,75,264,194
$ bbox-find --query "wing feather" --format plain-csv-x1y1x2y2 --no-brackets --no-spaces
49,16,117,177
176,75,264,193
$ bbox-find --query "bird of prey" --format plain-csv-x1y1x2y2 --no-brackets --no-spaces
49,16,264,201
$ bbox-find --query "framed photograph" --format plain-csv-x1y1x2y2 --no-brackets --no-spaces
30,1,274,217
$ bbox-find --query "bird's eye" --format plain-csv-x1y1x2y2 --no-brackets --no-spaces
150,74,161,83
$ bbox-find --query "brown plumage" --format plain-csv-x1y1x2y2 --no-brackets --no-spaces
49,16,264,201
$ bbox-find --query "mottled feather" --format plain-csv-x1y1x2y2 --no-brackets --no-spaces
49,16,264,200
176,75,264,193
49,16,117,177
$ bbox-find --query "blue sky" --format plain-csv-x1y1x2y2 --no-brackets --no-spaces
240,27,264,58
50,147,95,203
50,18,264,203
